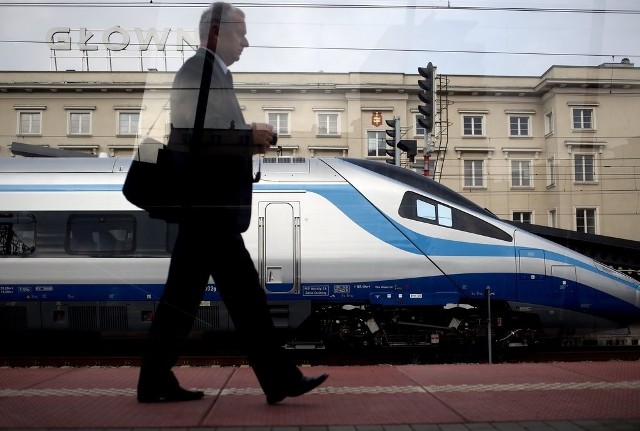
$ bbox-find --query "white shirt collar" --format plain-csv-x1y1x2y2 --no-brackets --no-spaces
202,47,229,74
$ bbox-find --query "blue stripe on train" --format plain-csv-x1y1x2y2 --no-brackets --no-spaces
4,182,637,292
2,274,636,315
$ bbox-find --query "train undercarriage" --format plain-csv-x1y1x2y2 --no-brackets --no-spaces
3,298,638,363
287,301,543,355
285,300,640,362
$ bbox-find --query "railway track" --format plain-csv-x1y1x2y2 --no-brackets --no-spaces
2,345,639,367
3,330,639,367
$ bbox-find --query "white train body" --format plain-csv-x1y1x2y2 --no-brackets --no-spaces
1,156,638,345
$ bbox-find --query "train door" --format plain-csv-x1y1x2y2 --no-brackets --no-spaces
517,248,547,302
257,201,301,294
550,265,578,310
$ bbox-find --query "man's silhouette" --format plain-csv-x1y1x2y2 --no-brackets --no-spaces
137,1,327,404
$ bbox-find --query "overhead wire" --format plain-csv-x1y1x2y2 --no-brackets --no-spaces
1,2,637,63
0,39,637,64
0,1,639,14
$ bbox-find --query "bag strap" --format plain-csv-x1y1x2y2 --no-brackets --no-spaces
191,52,213,146
191,5,220,148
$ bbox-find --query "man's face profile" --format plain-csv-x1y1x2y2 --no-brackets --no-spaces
213,11,248,66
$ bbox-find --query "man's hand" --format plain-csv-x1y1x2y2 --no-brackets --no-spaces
252,123,274,154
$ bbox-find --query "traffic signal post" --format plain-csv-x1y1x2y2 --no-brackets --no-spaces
385,116,400,166
386,117,418,167
418,62,436,176
398,139,417,163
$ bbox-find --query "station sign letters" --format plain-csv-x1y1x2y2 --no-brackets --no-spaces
46,27,198,52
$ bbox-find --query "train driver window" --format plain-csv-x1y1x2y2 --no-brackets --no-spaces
416,200,436,222
413,196,452,227
400,192,512,242
437,205,453,227
66,214,135,255
0,213,36,256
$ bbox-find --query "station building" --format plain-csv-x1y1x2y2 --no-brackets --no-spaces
1,61,639,241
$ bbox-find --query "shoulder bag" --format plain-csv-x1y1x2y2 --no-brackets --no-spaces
122,57,213,223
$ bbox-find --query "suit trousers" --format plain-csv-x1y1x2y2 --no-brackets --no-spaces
141,220,302,395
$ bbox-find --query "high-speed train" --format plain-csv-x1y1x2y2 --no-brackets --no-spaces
1,155,639,349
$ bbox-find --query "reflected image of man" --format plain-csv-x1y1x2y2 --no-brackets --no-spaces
137,1,328,404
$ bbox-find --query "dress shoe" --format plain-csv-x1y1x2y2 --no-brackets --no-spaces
266,373,329,405
137,369,205,403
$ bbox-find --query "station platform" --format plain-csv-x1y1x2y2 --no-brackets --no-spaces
1,361,639,430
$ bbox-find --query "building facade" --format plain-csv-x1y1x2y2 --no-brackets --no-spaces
1,62,639,240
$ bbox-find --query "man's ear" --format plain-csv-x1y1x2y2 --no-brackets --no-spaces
207,23,220,51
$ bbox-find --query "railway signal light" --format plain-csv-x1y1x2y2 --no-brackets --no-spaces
385,117,400,166
418,62,435,134
398,139,418,163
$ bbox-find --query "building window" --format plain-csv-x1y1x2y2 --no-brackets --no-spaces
572,108,594,130
509,115,530,137
576,208,596,234
18,111,42,135
118,112,140,136
574,153,596,182
546,156,556,188
268,112,290,135
544,110,554,135
414,113,425,136
511,160,532,188
463,159,484,187
548,208,557,228
513,211,533,224
317,113,339,136
367,130,387,157
68,112,91,135
462,115,484,136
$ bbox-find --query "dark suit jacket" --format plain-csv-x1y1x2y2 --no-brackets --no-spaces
168,48,254,232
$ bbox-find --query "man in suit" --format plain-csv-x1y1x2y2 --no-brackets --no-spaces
137,1,328,404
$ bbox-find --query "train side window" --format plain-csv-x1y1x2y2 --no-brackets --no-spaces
66,214,135,255
0,213,36,256
438,205,453,227
400,192,512,242
416,200,436,221
409,195,452,228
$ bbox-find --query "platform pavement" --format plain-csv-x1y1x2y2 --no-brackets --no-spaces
1,361,639,430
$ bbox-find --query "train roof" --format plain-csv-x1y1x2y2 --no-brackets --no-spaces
0,156,131,173
0,155,346,182
0,155,496,219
